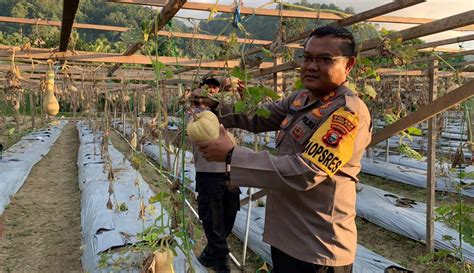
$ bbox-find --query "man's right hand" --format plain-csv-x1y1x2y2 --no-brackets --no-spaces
221,77,245,98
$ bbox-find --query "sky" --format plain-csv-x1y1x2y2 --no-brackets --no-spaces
173,0,474,50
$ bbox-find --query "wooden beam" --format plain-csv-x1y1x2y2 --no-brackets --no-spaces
59,0,80,51
0,16,300,48
0,16,129,32
358,10,474,52
409,49,474,65
0,45,273,68
426,59,438,254
252,60,298,78
108,0,474,31
227,0,426,63
240,189,266,206
368,80,474,147
417,47,470,53
156,30,300,48
107,0,187,76
414,34,474,50
255,11,474,77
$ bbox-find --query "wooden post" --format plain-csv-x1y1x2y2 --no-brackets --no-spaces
273,57,283,97
28,90,36,129
471,109,474,165
426,59,438,253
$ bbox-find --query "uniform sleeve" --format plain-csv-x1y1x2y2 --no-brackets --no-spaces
228,105,370,191
229,146,328,191
216,93,296,133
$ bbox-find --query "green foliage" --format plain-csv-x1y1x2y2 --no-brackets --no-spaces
398,143,423,160
0,0,189,54
436,203,474,245
149,191,170,204
406,127,423,136
293,78,304,90
151,60,174,80
457,171,474,179
232,85,279,118
230,66,250,81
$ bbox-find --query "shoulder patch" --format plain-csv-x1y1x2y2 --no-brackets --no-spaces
302,108,359,177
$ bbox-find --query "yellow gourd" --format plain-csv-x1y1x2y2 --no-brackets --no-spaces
13,100,20,111
143,247,175,273
130,132,138,149
43,70,60,116
140,94,146,113
186,110,220,142
187,110,237,144
151,248,175,273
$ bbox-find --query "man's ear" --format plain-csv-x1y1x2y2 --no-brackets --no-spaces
345,57,356,74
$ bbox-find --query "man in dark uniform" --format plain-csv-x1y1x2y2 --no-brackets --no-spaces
189,77,240,273
197,26,372,273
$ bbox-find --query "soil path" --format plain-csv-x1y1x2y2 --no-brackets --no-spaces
0,122,82,272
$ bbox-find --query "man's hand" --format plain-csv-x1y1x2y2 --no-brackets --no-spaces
196,124,235,162
221,77,245,98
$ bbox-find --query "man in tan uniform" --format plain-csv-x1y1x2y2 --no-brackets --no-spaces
188,78,239,273
197,26,372,273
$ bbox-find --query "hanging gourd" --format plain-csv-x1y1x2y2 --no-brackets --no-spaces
130,132,138,149
3,60,24,133
220,76,242,104
139,93,146,113
43,68,60,116
143,247,175,273
187,110,236,144
186,110,220,142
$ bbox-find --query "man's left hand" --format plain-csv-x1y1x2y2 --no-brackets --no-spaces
196,124,235,162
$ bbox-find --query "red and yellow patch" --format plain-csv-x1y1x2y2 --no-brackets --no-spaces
331,114,356,134
311,108,323,118
322,91,337,102
302,108,359,177
292,99,302,108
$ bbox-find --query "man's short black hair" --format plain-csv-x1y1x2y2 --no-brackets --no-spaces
305,25,355,57
200,77,220,88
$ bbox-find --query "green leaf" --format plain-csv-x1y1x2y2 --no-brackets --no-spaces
256,106,271,118
7,127,15,136
407,127,423,136
164,69,174,79
293,78,304,90
261,85,280,100
148,192,169,203
441,235,454,242
261,47,273,58
234,101,246,113
230,66,247,81
151,60,166,71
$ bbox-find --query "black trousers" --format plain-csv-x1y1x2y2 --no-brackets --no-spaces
271,246,353,273
196,172,240,259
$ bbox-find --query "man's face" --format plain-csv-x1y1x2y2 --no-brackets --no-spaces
300,36,355,97
206,84,220,95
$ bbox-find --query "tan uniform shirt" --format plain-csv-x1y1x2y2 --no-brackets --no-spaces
218,85,372,266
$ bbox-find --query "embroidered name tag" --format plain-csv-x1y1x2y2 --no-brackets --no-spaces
302,108,358,176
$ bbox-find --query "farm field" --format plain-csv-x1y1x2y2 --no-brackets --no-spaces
0,0,473,272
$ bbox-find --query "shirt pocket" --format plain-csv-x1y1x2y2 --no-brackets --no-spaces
275,114,294,148
288,118,317,146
